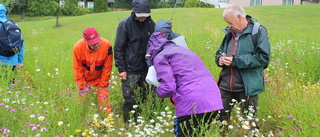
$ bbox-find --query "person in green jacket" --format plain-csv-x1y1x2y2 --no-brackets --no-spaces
215,4,271,126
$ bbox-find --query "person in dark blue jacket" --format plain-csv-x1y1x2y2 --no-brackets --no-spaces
114,0,155,123
0,4,25,84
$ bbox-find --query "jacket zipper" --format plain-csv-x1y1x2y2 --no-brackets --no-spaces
230,31,238,92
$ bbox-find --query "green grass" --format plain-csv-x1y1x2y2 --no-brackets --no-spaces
0,4,319,136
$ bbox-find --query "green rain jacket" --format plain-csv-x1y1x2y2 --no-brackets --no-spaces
215,21,271,97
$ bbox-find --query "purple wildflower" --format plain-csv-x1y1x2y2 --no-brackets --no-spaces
29,124,36,127
11,84,16,88
32,127,37,131
287,115,293,118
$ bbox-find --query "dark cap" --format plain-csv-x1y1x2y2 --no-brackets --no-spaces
132,0,151,14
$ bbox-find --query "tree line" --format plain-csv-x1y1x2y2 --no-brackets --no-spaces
1,0,213,25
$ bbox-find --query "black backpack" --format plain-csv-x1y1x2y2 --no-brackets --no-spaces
0,20,24,57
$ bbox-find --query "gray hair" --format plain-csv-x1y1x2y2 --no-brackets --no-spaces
222,4,246,18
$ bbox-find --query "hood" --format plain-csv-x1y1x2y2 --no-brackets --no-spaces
146,32,176,65
246,15,256,24
0,4,7,20
154,19,180,40
132,0,151,13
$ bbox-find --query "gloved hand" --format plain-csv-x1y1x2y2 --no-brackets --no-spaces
100,86,110,91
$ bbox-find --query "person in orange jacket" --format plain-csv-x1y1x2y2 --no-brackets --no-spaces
72,27,113,114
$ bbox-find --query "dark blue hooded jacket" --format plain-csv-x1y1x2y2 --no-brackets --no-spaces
114,0,155,73
0,4,24,66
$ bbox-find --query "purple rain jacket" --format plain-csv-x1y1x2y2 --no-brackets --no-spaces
147,32,223,117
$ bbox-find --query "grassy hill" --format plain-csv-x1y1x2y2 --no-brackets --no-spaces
0,4,319,136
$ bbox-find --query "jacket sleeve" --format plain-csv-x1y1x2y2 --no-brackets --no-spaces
232,26,271,69
114,21,128,73
215,36,227,68
72,43,86,90
98,43,113,88
155,56,176,98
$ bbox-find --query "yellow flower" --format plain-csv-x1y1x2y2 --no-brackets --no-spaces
95,122,100,126
311,85,315,89
75,129,81,133
106,116,114,121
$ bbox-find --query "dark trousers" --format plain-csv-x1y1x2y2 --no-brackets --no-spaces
121,72,149,122
219,89,259,122
174,111,219,137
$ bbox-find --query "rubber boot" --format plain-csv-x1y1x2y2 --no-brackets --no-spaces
97,88,112,114
123,110,131,123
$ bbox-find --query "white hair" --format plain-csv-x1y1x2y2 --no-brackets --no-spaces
222,4,246,18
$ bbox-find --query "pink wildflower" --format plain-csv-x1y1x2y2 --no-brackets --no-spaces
29,124,36,127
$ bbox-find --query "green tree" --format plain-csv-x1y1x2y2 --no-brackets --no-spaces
184,0,214,8
114,0,161,10
94,0,109,13
0,0,20,15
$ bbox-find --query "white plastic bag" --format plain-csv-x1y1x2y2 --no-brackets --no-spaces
172,35,188,49
146,65,160,87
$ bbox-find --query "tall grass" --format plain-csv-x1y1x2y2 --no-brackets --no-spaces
0,4,319,136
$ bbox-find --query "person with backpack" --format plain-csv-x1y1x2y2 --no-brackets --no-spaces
0,4,24,84
215,4,271,129
147,32,223,137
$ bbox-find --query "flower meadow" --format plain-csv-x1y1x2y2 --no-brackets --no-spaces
0,5,319,137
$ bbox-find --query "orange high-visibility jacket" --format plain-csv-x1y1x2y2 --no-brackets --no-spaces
72,38,113,90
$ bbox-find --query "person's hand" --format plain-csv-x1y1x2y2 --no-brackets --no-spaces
100,86,110,91
219,57,224,66
17,63,23,69
119,71,127,80
223,57,233,67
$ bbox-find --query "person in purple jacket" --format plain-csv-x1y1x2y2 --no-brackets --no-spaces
146,32,223,137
